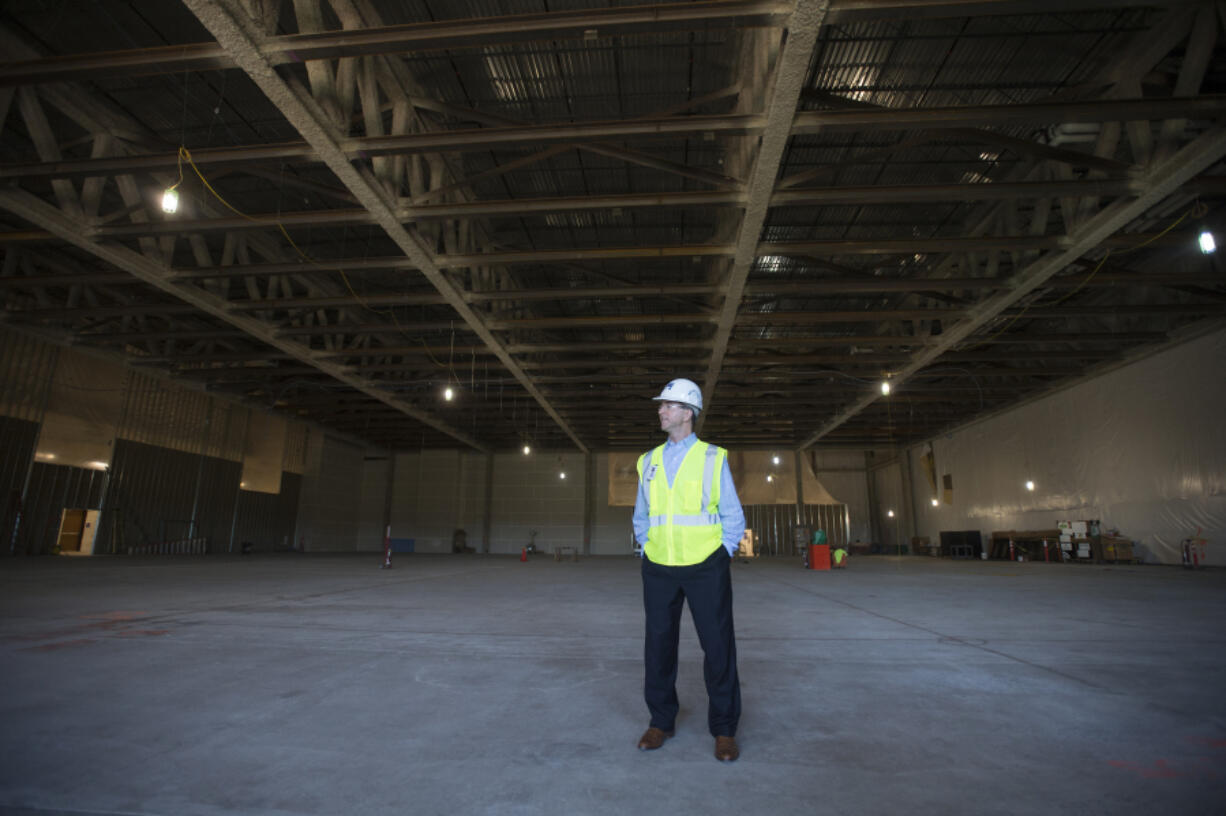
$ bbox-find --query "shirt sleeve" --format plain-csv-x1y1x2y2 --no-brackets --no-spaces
718,456,746,556
632,465,650,552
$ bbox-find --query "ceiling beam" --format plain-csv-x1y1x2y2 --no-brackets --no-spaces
800,125,1226,448
0,2,793,86
2,1,1197,88
15,177,1213,243
0,114,765,183
791,96,1226,133
182,0,588,453
9,95,1223,183
0,188,488,451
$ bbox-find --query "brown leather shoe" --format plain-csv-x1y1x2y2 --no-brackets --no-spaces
714,735,739,762
637,727,673,751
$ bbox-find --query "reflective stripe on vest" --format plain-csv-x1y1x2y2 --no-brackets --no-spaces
636,440,725,566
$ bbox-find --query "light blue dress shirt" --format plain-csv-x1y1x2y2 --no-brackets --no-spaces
632,433,746,557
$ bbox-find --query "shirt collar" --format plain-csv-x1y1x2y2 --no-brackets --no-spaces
664,432,697,451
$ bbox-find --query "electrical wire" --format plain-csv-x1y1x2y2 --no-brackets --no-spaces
962,203,1199,350
174,147,448,370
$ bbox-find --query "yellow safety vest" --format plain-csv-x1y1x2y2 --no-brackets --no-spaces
637,440,726,566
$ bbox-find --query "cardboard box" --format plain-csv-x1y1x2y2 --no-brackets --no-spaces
1101,535,1133,562
737,529,756,558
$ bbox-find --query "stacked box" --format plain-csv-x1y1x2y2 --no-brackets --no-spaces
1101,535,1134,563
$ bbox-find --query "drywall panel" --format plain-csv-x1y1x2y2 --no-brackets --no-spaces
356,454,391,552
593,453,633,555
296,432,364,551
488,451,585,555
240,411,286,494
872,461,906,551
909,328,1226,564
34,346,125,470
456,452,488,552
389,450,466,553
233,471,301,552
810,449,872,545
0,328,56,422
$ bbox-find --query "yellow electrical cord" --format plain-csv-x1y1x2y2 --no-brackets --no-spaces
962,204,1199,350
175,146,446,369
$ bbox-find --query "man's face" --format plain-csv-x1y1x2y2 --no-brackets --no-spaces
657,400,691,434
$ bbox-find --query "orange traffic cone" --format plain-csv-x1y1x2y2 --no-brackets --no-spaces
520,547,528,562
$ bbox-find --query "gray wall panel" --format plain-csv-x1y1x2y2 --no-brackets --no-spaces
0,416,39,555
233,472,302,552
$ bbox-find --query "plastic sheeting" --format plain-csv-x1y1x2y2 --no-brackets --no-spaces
729,451,843,505
908,327,1226,565
607,452,640,507
34,347,125,470
240,411,287,494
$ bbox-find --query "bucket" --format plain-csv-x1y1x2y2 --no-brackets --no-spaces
807,544,831,571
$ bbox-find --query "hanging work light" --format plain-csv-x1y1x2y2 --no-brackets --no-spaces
1199,230,1216,254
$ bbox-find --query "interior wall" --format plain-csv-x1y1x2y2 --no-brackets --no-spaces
488,451,585,555
810,449,873,545
460,454,490,551
592,454,633,555
908,327,1226,564
389,450,469,553
871,461,906,551
356,454,392,552
1,328,312,556
295,432,365,551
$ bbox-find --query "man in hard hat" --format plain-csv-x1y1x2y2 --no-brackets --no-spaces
632,378,746,762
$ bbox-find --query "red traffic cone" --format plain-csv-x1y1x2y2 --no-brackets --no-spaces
520,547,528,562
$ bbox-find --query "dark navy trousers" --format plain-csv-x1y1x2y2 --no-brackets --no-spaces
641,545,741,737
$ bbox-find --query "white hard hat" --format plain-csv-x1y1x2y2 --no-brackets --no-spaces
653,378,703,413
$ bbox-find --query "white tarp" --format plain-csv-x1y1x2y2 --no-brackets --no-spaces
34,347,125,470
240,411,286,494
908,327,1226,564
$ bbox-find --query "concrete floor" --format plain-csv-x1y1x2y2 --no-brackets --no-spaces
1,553,1224,816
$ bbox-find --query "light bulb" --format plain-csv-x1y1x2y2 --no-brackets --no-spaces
887,509,895,518
1025,480,1035,491
161,188,179,214
443,386,454,401
522,445,531,455
559,471,566,480
931,498,939,507
1199,230,1216,254
766,474,773,482
772,455,780,465
881,381,891,395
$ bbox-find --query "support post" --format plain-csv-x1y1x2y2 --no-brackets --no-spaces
901,445,917,546
582,452,593,555
482,452,493,554
865,450,881,550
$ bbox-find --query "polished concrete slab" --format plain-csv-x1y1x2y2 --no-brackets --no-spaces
1,553,1224,816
